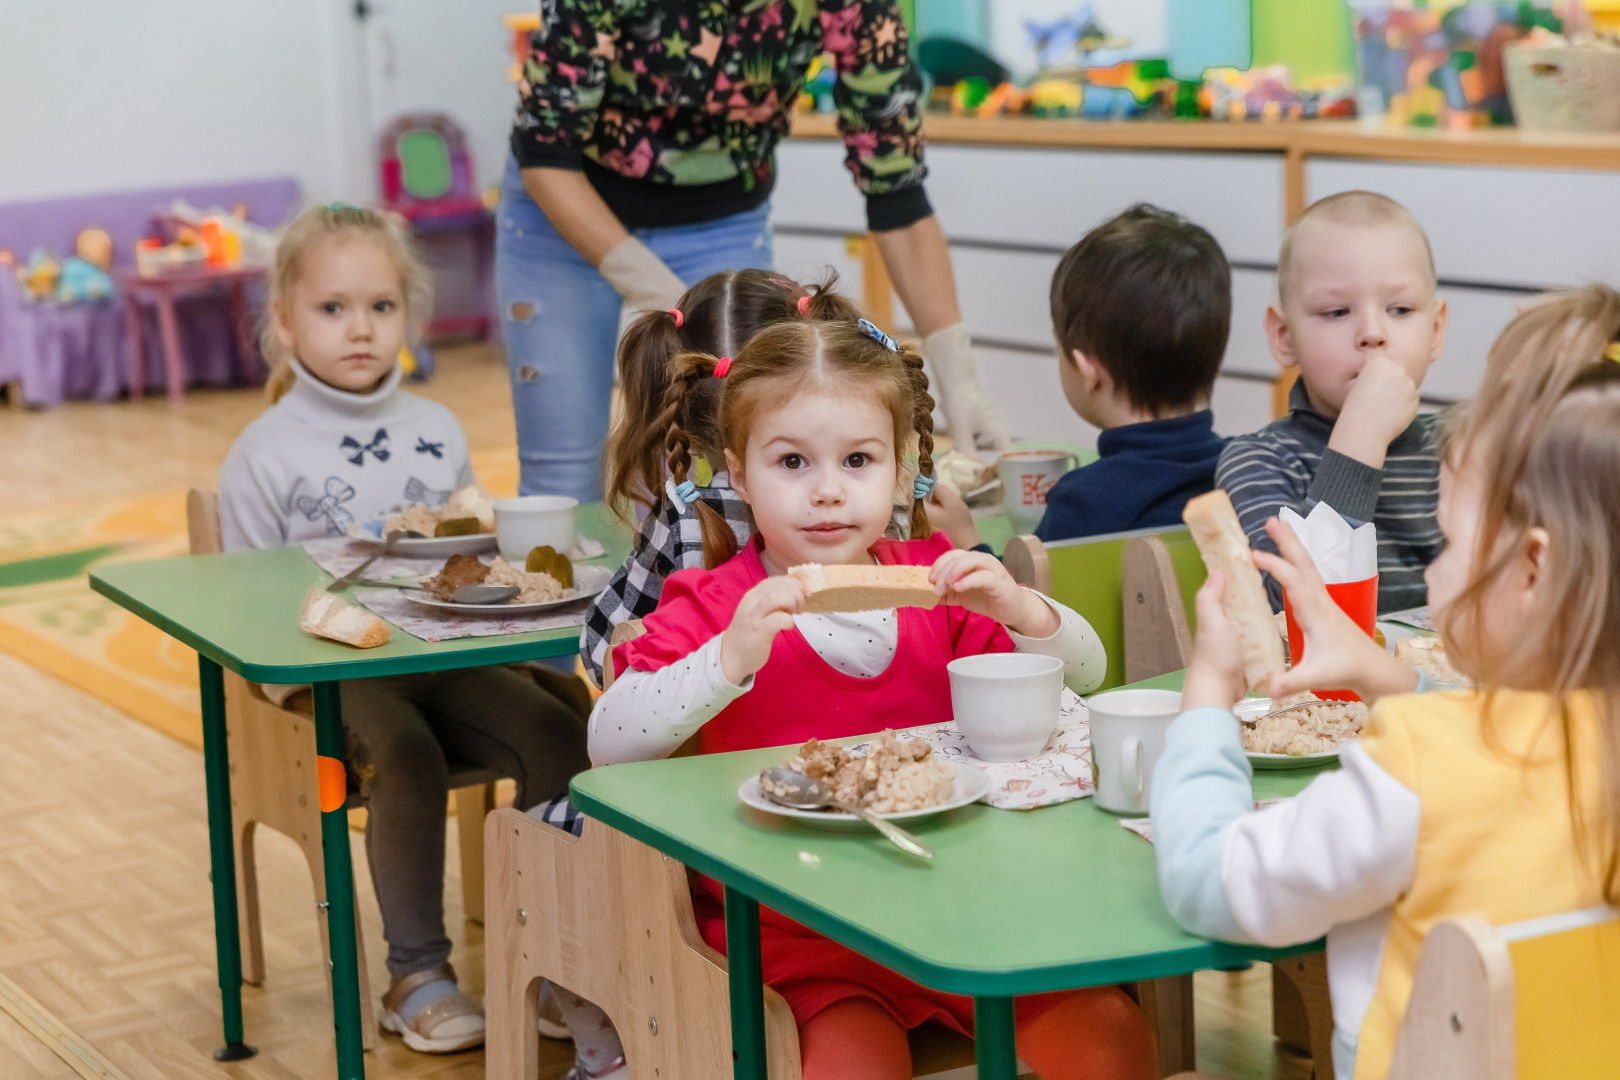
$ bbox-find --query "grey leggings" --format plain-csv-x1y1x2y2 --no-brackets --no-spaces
336,667,589,980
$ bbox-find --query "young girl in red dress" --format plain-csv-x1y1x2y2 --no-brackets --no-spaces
588,317,1157,1080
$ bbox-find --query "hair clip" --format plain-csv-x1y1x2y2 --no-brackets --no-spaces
713,356,732,377
1605,342,1620,363
912,472,937,500
664,476,699,511
858,318,898,353
325,201,362,213
797,295,810,317
668,308,684,328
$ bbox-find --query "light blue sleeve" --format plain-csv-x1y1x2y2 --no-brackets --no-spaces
1149,706,1260,944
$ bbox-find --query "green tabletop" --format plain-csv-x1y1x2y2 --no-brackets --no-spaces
88,501,632,682
570,671,1328,998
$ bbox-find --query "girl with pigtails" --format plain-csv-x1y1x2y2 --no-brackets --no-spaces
587,318,1157,1080
580,269,862,688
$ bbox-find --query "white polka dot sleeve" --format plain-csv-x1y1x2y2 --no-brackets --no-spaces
1006,594,1107,695
587,634,750,767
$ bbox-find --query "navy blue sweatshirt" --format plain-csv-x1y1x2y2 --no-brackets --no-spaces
1035,411,1226,542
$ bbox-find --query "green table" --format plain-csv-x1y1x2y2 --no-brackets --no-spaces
569,671,1330,1080
89,503,629,1079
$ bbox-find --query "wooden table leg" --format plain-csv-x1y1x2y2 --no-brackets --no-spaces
725,886,768,1080
1273,953,1335,1080
974,997,1018,1080
124,293,146,400
1137,974,1197,1075
312,682,367,1080
154,289,186,403
198,656,257,1062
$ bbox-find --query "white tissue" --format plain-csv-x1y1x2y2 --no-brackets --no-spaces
1280,504,1377,584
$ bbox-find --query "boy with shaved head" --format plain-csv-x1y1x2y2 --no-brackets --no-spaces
1217,190,1449,613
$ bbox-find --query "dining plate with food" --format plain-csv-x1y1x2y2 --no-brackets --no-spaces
1235,693,1368,769
351,485,500,556
739,732,992,826
400,550,611,615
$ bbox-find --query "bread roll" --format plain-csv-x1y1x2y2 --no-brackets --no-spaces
1182,491,1286,693
1395,636,1468,686
300,588,391,649
787,563,940,614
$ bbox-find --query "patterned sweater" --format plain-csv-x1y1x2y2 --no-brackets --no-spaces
1215,379,1442,615
510,0,930,231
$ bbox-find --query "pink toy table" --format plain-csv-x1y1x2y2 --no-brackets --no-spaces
115,264,266,403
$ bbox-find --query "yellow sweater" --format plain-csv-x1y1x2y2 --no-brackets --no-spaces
1353,688,1606,1080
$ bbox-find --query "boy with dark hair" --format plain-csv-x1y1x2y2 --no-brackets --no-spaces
1036,203,1231,540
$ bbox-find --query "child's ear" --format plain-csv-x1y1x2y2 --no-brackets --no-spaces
1523,525,1551,591
1427,297,1450,365
724,448,749,504
272,301,296,351
1070,349,1107,393
1265,305,1297,371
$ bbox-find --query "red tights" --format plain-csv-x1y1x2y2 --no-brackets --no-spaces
797,988,1157,1080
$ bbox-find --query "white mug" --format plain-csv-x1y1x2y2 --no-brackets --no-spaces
947,653,1064,762
998,449,1078,532
493,495,578,563
1085,688,1182,815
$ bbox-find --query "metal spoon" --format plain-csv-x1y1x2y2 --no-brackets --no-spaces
757,767,935,860
355,581,521,605
1239,700,1327,726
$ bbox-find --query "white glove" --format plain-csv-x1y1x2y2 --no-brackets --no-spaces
924,322,1012,455
598,236,687,316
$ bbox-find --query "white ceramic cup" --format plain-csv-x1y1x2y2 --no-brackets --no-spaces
493,495,578,563
1085,688,1183,815
998,449,1078,532
947,653,1065,762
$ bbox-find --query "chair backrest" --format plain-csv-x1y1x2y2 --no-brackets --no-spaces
187,488,223,555
1122,535,1196,683
1388,907,1620,1080
1006,525,1204,691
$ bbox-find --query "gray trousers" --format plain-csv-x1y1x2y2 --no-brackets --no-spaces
336,666,589,980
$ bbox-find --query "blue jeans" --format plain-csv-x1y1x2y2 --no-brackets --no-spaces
494,156,774,501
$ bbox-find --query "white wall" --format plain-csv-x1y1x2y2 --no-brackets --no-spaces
0,0,520,206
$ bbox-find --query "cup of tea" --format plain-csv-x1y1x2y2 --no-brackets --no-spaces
998,449,1078,532
494,495,578,563
1085,688,1182,815
947,653,1064,762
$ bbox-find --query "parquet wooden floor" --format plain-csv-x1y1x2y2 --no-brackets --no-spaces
0,348,1310,1080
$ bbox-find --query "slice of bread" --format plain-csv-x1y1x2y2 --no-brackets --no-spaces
300,588,391,649
788,563,940,614
1183,490,1286,693
1395,636,1468,686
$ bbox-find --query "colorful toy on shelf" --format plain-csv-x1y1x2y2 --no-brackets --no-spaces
798,54,838,114
1202,65,1357,120
56,228,115,303
1351,0,1565,128
137,201,273,277
19,249,61,302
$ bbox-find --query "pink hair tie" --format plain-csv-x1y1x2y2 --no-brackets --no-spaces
668,308,684,327
797,295,810,317
713,356,732,378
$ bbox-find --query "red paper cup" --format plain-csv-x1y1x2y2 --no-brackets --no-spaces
1283,574,1378,702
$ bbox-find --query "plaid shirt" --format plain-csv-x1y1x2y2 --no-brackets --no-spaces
581,472,753,687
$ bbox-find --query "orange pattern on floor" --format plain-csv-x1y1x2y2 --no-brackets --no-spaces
0,450,520,749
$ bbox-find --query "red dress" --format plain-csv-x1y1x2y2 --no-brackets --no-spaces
613,532,1057,1033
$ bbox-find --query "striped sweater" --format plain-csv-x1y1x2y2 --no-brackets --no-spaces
1215,379,1441,614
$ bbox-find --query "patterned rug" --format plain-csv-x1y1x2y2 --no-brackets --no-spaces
0,449,521,749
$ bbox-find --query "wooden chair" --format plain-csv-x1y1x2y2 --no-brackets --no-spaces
1171,908,1620,1080
186,489,500,1048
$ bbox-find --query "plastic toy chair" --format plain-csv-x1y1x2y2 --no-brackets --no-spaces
377,113,493,340
186,489,502,1043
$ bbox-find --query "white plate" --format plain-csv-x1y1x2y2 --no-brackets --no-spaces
397,563,612,615
1235,698,1344,770
738,766,993,828
349,527,497,558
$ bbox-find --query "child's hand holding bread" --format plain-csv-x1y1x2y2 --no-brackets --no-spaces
928,549,1059,638
721,576,810,685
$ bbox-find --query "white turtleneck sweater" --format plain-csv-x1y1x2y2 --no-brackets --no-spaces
219,360,474,552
